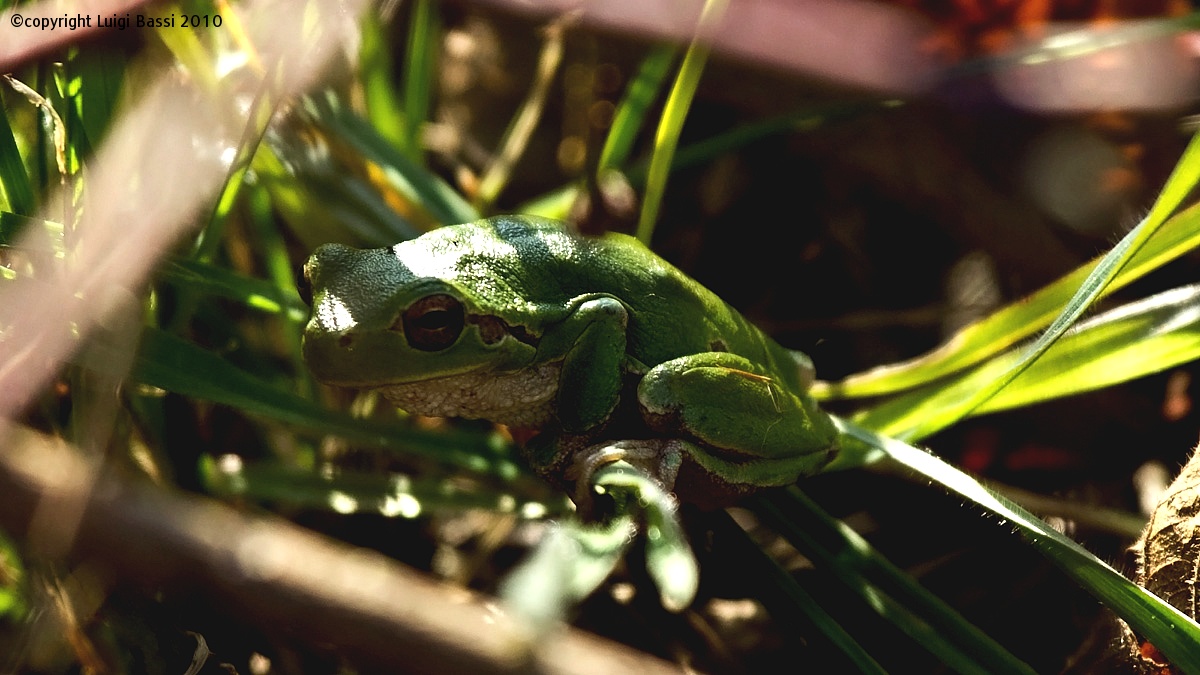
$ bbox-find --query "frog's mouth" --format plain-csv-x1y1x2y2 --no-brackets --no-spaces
465,312,539,347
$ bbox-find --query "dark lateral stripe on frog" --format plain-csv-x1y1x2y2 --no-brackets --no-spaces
468,313,539,347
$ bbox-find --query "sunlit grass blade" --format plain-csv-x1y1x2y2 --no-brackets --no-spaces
62,48,123,159
401,0,438,163
360,12,407,150
514,46,678,221
817,186,1200,403
838,417,1200,672
202,458,563,517
87,326,531,482
713,510,888,674
258,137,424,247
0,82,38,216
159,259,307,321
852,282,1200,440
195,63,281,262
822,132,1200,436
636,0,726,244
0,212,60,249
305,93,478,227
598,45,678,172
753,488,1037,674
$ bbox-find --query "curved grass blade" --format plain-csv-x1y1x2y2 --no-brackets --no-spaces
258,135,424,246
944,13,1200,82
636,0,726,245
854,282,1200,440
195,61,282,262
159,259,308,322
0,94,35,215
0,212,59,249
864,132,1200,441
817,174,1200,402
305,94,478,227
501,514,637,635
712,510,888,674
202,458,563,518
106,326,530,482
838,417,1200,673
753,488,1037,675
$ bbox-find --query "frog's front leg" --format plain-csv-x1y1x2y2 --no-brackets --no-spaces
638,352,840,497
521,295,630,481
538,294,630,433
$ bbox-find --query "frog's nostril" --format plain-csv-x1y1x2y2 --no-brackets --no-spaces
337,334,354,348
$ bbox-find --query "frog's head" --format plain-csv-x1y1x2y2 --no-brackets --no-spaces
300,235,542,389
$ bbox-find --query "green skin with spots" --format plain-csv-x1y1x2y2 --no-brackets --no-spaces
302,215,838,509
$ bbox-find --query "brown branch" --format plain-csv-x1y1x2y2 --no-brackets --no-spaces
0,425,684,674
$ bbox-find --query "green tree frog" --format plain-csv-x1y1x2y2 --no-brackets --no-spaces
301,215,838,511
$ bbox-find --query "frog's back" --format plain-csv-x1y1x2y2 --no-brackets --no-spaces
480,216,810,392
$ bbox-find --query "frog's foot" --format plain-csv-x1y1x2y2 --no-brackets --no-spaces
590,458,699,613
566,439,684,516
501,450,700,635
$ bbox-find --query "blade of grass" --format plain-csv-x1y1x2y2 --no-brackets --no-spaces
401,0,438,163
6,72,66,208
597,44,678,172
159,258,307,321
883,131,1200,441
712,510,889,674
258,135,425,246
194,59,282,262
838,417,1200,673
817,197,1200,402
359,11,407,150
306,93,478,226
0,90,36,215
0,212,59,247
80,325,531,483
754,488,1037,675
636,0,726,245
473,17,567,212
62,47,123,158
852,282,1200,441
514,45,678,222
202,459,564,517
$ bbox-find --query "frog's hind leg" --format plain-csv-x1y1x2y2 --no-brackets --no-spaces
637,352,839,487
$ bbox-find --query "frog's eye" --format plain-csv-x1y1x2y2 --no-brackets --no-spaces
400,294,465,351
